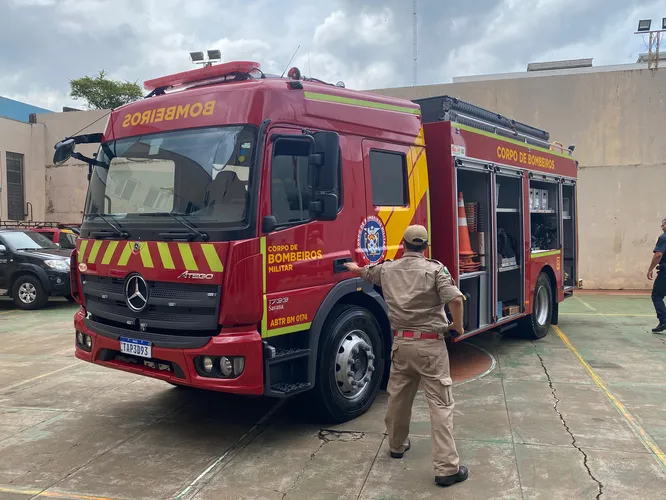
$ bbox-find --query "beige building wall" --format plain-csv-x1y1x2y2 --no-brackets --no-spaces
40,110,109,223
372,68,666,290
0,117,45,222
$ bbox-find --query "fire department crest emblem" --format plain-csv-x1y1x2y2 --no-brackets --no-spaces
357,216,387,264
132,241,141,254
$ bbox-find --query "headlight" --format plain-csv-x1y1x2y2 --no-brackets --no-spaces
44,259,70,271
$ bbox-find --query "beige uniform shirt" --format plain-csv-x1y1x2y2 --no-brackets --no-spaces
361,252,463,334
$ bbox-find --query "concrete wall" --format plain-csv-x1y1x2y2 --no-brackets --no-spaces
371,68,666,289
0,117,45,222
39,109,109,223
0,109,108,225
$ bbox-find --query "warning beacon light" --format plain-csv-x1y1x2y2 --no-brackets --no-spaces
637,19,652,32
287,67,301,80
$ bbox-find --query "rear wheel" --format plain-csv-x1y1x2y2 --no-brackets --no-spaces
12,275,48,310
313,305,385,423
519,272,553,339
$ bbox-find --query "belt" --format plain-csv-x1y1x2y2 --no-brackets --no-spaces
393,330,444,340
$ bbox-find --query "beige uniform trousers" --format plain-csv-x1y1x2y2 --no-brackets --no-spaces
384,337,459,476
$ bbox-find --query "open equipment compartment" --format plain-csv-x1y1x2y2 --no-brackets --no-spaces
529,175,560,253
456,163,493,331
562,181,577,289
495,171,524,320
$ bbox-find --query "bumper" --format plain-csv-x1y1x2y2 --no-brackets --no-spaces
46,271,71,296
73,309,264,395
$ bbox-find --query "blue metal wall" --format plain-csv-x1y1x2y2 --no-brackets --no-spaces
0,96,53,122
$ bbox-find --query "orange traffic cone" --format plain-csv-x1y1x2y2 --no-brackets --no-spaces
458,192,480,272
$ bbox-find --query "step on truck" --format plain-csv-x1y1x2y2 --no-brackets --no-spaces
54,60,578,423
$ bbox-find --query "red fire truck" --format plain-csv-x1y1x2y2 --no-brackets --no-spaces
54,61,578,423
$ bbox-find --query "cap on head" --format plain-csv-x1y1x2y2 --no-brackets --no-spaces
403,225,428,245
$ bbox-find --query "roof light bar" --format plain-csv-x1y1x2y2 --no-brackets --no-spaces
190,51,205,62
144,61,261,91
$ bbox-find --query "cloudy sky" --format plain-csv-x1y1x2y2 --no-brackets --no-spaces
1,0,663,111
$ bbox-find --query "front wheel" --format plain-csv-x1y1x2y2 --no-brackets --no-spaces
313,305,385,423
519,272,553,339
12,275,48,310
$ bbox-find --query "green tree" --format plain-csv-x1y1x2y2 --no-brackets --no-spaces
69,70,143,110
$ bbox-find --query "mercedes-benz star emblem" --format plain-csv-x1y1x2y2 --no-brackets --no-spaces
125,274,148,312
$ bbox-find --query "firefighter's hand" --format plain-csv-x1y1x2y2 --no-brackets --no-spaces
344,262,361,274
648,269,655,281
450,321,464,336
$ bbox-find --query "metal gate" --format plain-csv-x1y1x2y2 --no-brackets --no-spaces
6,152,25,221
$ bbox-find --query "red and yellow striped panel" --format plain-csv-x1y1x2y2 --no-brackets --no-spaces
76,239,225,273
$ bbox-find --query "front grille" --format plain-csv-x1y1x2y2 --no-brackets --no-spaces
82,275,220,333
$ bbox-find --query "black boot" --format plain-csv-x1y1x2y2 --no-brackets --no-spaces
652,323,666,333
435,465,469,487
390,439,411,459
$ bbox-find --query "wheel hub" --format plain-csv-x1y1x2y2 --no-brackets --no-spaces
19,283,37,304
535,285,549,326
334,330,376,401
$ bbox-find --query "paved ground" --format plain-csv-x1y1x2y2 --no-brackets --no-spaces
0,293,665,499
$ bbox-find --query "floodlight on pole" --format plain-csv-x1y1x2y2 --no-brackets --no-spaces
633,17,666,70
638,19,652,32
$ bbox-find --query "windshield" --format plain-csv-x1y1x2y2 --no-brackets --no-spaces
59,231,77,249
3,231,59,250
84,125,256,227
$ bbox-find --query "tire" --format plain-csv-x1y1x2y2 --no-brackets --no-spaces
519,272,553,339
312,304,385,424
12,275,49,310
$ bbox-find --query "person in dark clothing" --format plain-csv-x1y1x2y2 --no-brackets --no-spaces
647,218,666,333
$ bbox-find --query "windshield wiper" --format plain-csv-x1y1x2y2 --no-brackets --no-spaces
148,212,209,241
85,213,130,239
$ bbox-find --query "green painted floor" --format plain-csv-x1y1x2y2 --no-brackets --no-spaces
0,294,664,499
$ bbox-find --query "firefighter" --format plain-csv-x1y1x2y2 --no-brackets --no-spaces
344,225,468,487
647,217,666,333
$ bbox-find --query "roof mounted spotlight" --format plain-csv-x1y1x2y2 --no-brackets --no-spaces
190,51,205,63
662,17,666,30
637,19,652,32
336,81,345,88
207,49,222,62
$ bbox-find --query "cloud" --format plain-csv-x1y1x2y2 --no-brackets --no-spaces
0,0,656,111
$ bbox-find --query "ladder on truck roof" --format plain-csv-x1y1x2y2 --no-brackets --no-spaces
412,95,573,155
0,221,81,230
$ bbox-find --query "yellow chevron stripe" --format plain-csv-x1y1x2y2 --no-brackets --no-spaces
381,145,429,260
178,243,198,271
201,244,224,272
101,241,119,265
139,242,154,268
87,240,102,264
157,242,175,269
117,242,133,266
78,240,88,263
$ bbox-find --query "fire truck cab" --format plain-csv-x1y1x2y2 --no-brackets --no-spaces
55,61,577,423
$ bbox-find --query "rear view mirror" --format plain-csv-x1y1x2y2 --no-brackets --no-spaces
53,138,76,165
0,244,6,254
309,131,340,221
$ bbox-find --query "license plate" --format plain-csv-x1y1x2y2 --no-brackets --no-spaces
119,337,152,358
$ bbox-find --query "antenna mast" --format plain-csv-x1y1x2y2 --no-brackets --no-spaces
412,0,417,86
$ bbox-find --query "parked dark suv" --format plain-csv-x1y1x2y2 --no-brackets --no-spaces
0,229,73,310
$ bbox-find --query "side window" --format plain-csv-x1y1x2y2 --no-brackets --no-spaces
369,150,408,206
271,139,313,224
